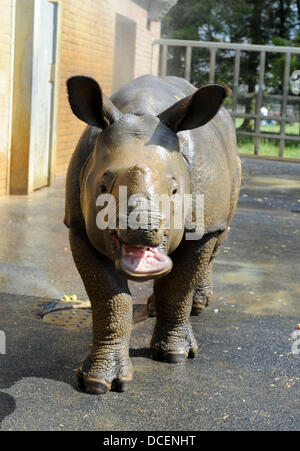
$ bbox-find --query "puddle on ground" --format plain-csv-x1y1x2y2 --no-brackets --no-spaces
216,266,262,285
214,259,299,316
228,289,297,316
216,259,272,285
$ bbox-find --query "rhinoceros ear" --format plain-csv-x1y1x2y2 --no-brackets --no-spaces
66,76,121,129
158,84,228,133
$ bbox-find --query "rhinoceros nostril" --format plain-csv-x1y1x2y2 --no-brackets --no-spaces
117,227,165,248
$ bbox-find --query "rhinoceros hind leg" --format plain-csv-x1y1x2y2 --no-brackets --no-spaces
147,293,156,317
191,239,223,316
191,275,214,316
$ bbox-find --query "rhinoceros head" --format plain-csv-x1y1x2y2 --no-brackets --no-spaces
67,76,226,281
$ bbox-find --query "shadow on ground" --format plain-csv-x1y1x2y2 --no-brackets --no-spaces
0,294,150,392
0,392,16,424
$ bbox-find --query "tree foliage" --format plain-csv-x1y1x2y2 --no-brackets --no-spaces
162,0,300,94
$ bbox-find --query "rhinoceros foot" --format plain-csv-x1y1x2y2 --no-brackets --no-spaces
150,321,198,364
77,345,132,394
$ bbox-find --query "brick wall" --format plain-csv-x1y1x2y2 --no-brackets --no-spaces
0,0,13,196
56,0,161,177
0,0,161,195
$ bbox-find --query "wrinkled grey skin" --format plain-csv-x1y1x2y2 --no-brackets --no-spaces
65,74,241,394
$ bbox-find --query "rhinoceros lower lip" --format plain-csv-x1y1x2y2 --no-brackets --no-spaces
113,239,172,280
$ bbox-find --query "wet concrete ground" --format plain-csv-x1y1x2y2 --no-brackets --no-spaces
0,157,299,431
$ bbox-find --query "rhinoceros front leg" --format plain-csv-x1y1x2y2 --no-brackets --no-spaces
150,232,219,363
148,259,214,317
69,228,132,394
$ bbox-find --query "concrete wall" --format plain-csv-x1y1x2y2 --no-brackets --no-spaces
56,0,161,177
0,0,14,196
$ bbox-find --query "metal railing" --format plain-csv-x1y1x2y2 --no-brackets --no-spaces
152,38,300,159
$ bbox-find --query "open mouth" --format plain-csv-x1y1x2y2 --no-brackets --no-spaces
112,236,172,281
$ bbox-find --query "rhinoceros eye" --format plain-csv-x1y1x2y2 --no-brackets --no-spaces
97,171,115,196
168,177,179,197
99,184,107,194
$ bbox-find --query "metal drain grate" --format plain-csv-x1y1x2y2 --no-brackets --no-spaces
43,308,92,330
41,300,148,330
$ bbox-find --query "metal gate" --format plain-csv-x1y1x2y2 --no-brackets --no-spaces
152,39,300,160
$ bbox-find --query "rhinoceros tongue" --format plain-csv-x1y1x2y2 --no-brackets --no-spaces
120,244,171,276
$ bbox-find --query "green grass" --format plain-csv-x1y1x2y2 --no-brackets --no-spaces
237,137,300,159
235,118,300,159
260,122,300,135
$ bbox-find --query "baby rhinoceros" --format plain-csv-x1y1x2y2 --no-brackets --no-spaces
65,74,241,394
